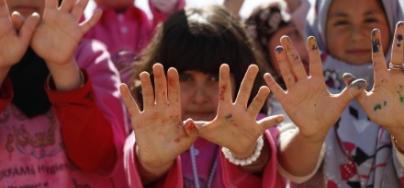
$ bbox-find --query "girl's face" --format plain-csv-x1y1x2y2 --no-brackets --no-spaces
326,0,390,65
6,0,44,17
268,24,309,74
179,71,235,121
94,0,132,10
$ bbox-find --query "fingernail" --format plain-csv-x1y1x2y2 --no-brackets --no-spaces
349,79,367,90
309,36,318,51
276,115,284,123
342,72,355,79
275,46,284,54
372,38,380,52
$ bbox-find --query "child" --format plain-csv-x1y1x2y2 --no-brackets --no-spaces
120,5,286,188
245,0,310,89
0,0,128,187
265,0,404,187
85,0,184,84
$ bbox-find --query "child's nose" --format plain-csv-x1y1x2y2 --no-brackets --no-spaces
191,87,210,104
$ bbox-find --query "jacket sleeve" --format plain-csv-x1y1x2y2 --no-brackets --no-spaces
0,79,13,113
124,132,184,188
47,40,128,174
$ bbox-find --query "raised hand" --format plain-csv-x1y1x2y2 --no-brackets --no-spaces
120,64,198,181
31,0,101,65
0,0,39,70
264,36,365,142
196,64,284,159
355,23,404,150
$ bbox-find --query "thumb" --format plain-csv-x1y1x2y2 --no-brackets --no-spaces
258,114,284,130
19,12,40,43
11,11,24,30
183,118,199,137
342,72,357,86
339,78,367,103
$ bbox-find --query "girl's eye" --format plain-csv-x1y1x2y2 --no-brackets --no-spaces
179,73,192,82
364,17,379,24
333,20,350,27
207,74,219,83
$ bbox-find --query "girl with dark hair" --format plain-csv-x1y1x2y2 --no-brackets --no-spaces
121,5,286,188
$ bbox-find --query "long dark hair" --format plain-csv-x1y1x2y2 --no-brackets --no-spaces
131,5,268,113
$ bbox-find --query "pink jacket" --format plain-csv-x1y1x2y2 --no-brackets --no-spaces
0,40,128,187
124,129,286,188
85,0,185,84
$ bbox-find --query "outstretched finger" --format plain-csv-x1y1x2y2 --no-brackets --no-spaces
218,64,233,104
60,0,75,12
167,67,181,110
140,72,155,110
281,36,307,80
0,0,10,17
390,22,404,66
247,86,270,117
307,36,324,78
72,0,89,22
120,83,141,117
11,11,24,30
80,9,102,34
371,28,388,85
153,63,168,104
19,13,40,45
258,114,284,130
183,118,199,138
338,79,368,104
44,0,58,10
235,64,259,108
263,73,286,100
275,46,296,89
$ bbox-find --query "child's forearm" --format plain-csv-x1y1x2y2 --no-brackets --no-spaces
46,58,83,91
279,130,325,177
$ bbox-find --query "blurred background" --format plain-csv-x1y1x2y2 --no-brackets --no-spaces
85,0,276,20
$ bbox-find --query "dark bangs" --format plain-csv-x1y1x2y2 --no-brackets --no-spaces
157,8,257,86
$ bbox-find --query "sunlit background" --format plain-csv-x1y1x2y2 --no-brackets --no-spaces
85,0,275,19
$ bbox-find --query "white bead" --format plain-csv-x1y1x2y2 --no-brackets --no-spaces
221,136,264,166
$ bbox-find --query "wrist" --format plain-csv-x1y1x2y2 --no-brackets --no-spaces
135,145,174,179
222,136,264,166
298,128,329,144
46,58,83,91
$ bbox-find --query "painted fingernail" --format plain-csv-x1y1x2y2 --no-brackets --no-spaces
371,29,381,53
349,79,367,90
275,46,284,54
309,36,318,51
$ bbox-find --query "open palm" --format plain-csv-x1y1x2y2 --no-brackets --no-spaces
32,0,101,64
357,27,404,130
197,64,283,158
0,1,39,67
120,64,198,170
264,36,365,141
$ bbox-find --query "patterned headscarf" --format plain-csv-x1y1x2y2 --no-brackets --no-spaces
245,1,291,76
